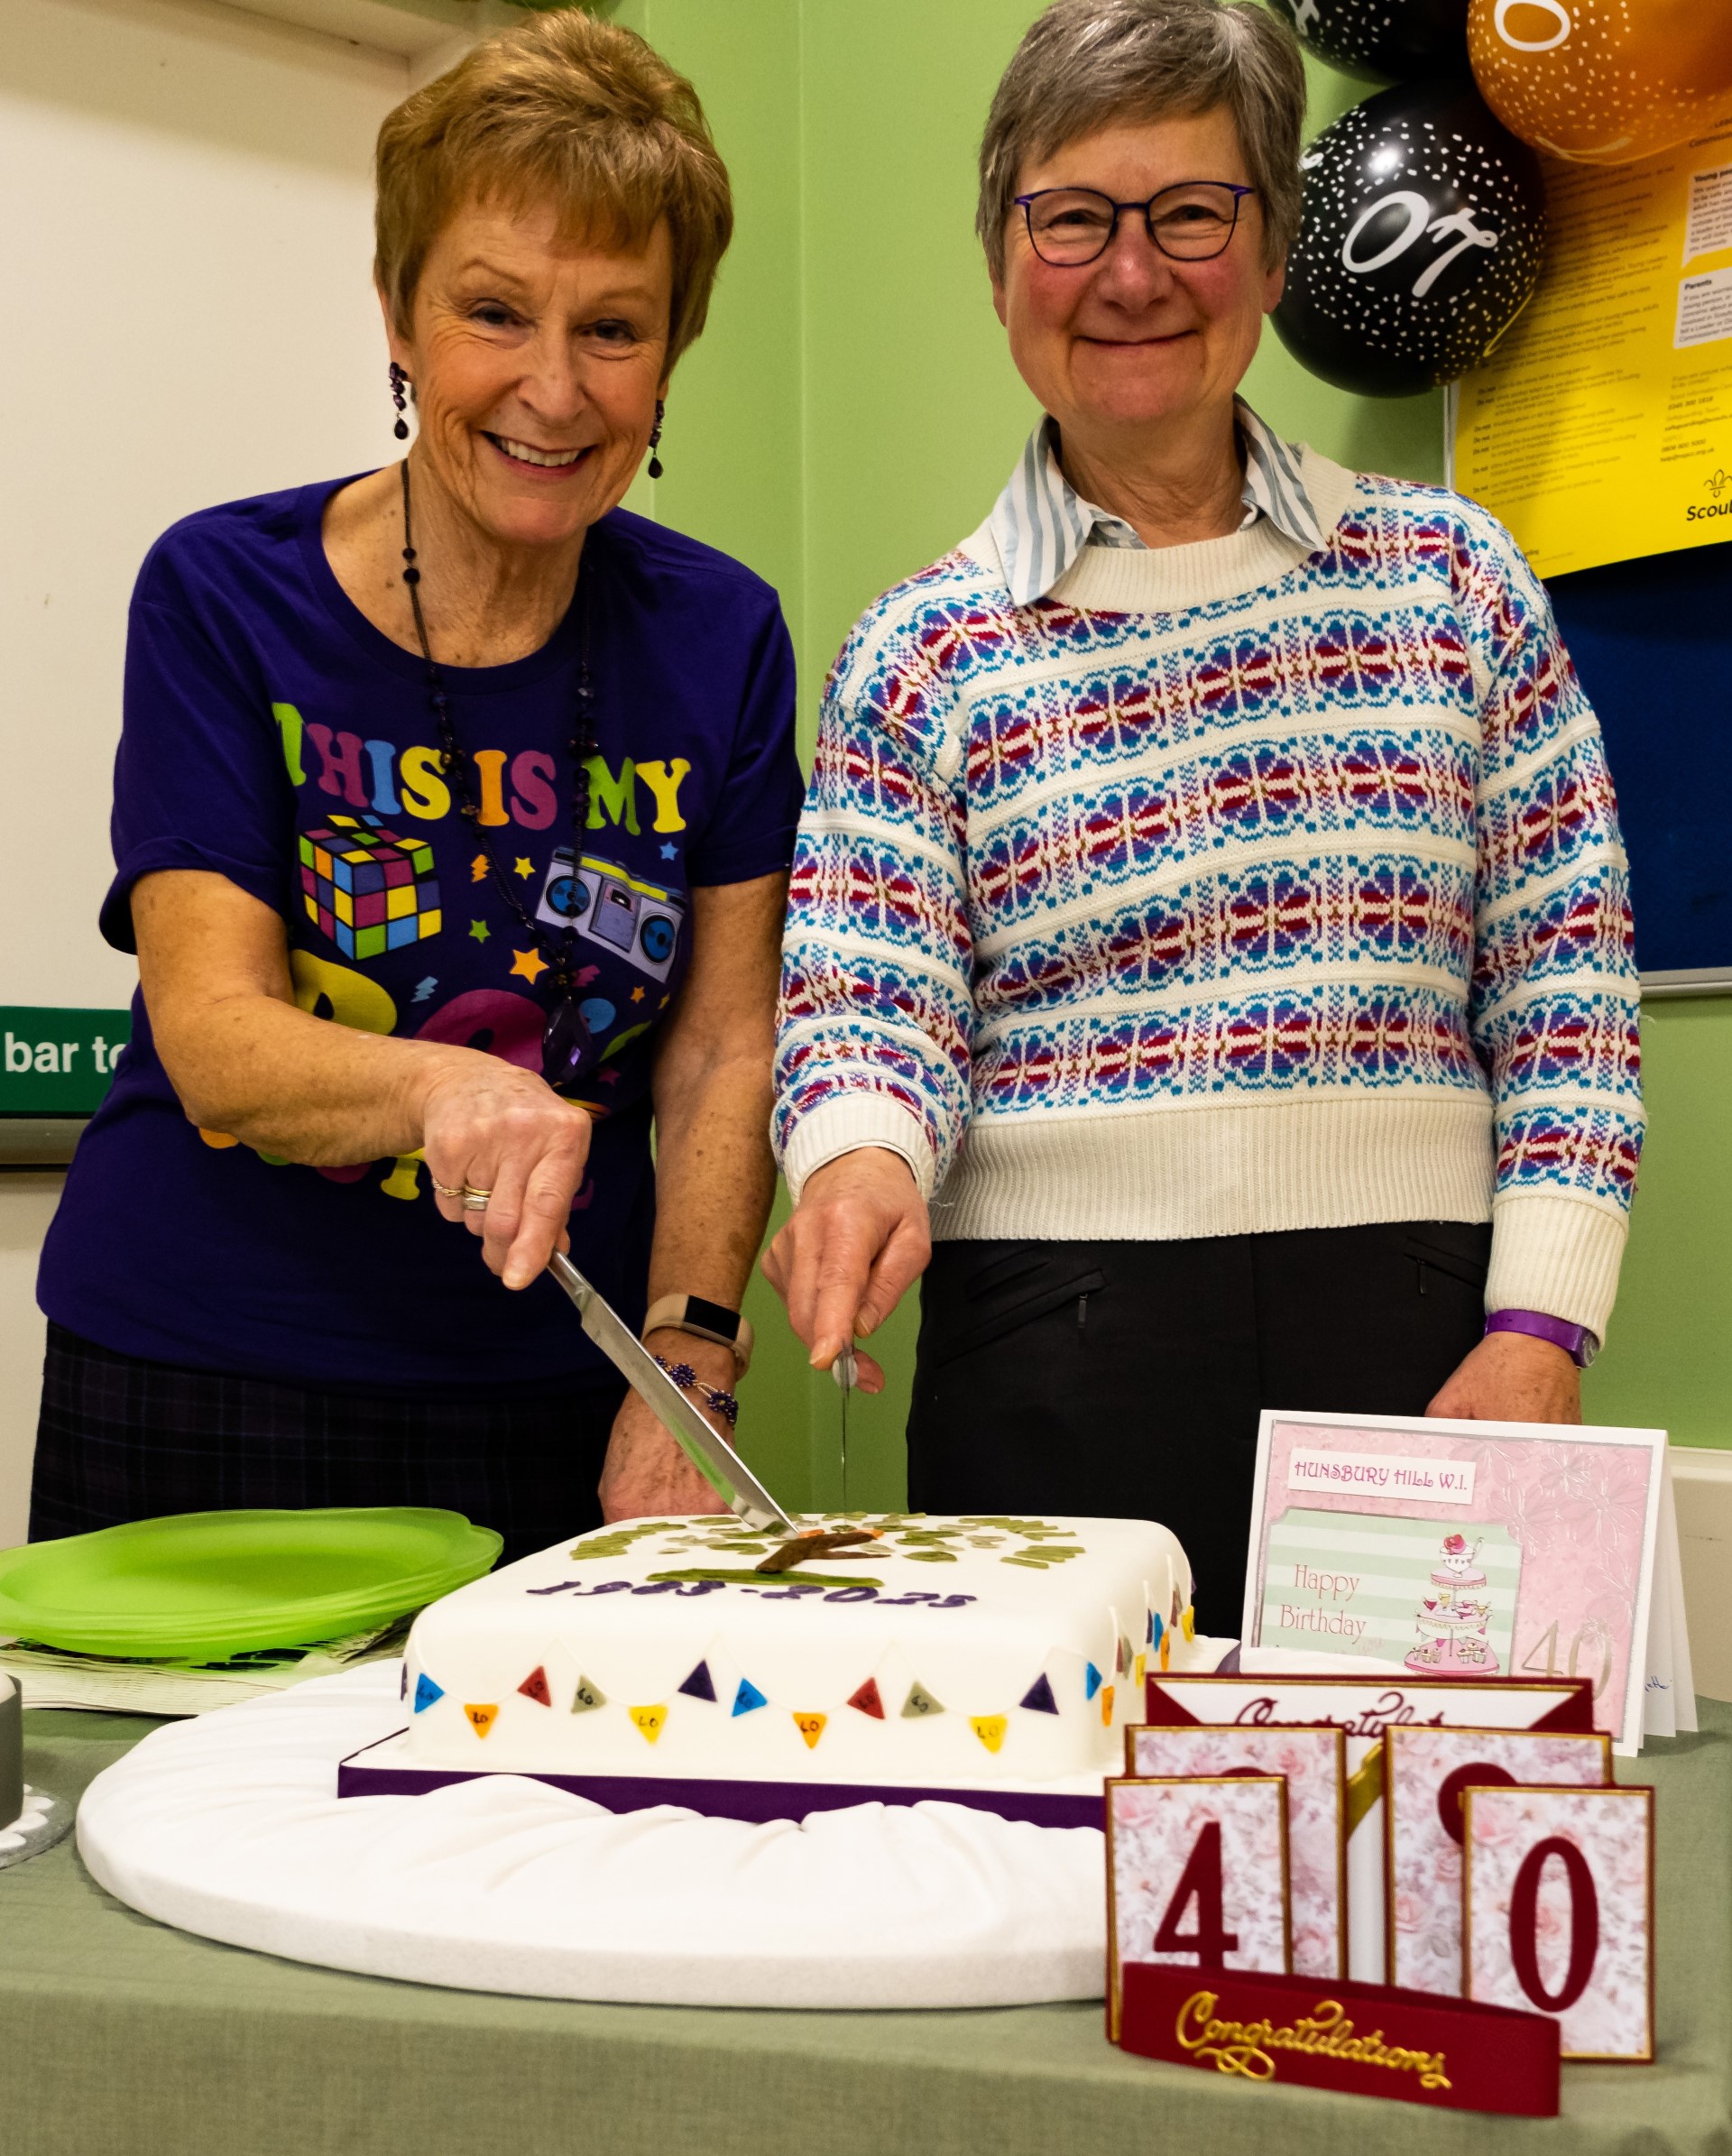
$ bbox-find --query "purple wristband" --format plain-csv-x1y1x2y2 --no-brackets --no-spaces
1484,1308,1598,1368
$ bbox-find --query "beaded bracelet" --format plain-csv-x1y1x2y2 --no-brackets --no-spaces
651,1354,741,1429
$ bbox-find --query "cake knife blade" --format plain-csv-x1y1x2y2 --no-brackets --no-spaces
547,1252,797,1534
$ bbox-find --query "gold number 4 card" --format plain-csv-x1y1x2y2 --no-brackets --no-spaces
1385,1727,1611,1997
1465,1785,1655,2062
1128,1725,1345,1979
1105,1776,1290,2042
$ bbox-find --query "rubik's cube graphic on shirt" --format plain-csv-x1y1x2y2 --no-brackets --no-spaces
299,815,441,960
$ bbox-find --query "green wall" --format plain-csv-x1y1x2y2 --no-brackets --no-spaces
609,0,1732,1497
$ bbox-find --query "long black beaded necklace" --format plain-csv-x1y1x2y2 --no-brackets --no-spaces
399,457,596,1090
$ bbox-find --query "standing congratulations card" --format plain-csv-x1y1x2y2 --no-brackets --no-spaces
1240,1414,1680,1756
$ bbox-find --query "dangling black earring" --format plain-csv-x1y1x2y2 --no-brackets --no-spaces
389,363,410,442
647,398,665,480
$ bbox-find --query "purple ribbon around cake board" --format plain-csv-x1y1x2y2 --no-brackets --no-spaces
336,1736,1104,1830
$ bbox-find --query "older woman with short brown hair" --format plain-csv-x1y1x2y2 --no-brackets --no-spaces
767,0,1641,1624
34,13,801,1554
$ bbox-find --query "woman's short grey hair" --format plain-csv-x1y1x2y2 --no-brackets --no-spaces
977,0,1307,277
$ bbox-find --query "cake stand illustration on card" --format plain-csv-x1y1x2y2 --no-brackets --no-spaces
1405,1534,1499,1674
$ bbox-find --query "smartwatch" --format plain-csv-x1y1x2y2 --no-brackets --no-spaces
642,1294,754,1376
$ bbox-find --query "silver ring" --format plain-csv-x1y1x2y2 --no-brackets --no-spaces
461,1185,492,1212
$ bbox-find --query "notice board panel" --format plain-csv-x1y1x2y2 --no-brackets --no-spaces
1545,540,1732,991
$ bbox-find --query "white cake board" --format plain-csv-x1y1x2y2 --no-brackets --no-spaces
78,1664,1123,2008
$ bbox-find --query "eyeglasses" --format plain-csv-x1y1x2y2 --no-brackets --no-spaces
1013,181,1257,267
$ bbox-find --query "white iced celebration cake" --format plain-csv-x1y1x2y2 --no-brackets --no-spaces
401,1513,1196,1787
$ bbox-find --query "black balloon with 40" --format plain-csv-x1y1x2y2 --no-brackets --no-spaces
1266,0,1469,82
1271,80,1545,399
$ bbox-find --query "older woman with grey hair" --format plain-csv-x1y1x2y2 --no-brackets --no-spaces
764,0,1641,1621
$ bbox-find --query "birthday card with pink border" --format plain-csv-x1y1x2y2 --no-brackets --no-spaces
1240,1413,1679,1755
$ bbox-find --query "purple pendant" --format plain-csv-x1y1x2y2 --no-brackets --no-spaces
539,996,591,1089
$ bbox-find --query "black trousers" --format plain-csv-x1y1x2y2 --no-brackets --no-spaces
907,1221,1491,1634
31,1322,625,1567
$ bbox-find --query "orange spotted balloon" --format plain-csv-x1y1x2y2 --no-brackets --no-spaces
1468,0,1732,165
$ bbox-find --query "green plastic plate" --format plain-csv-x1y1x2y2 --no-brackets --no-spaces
0,1507,502,1660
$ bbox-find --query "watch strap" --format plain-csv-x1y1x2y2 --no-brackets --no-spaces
1485,1308,1598,1368
642,1294,753,1375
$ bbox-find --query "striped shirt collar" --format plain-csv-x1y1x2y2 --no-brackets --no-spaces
988,400,1327,606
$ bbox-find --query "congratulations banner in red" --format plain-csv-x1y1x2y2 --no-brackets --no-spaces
1117,1963,1560,2115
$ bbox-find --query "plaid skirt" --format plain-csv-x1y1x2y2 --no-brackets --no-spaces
30,1322,625,1566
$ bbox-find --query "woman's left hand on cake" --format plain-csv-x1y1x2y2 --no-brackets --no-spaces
598,1331,739,1520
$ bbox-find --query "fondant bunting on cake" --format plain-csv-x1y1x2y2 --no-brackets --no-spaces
901,1681,944,1718
464,1703,499,1738
677,1660,717,1703
517,1664,552,1707
413,1672,444,1714
732,1678,768,1717
846,1676,886,1719
1100,1684,1115,1727
971,1714,1008,1755
1084,1662,1103,1702
400,1665,408,1702
570,1675,606,1713
1134,1654,1147,1687
1019,1672,1059,1716
792,1711,827,1750
629,1704,668,1744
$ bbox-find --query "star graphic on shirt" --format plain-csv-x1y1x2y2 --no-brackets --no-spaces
511,947,549,983
468,919,490,943
630,985,645,1003
659,842,677,861
514,856,534,880
471,854,489,884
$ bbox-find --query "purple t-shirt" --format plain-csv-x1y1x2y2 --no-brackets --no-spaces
40,478,801,1388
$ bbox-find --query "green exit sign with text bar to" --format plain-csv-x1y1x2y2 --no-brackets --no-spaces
0,1007,134,1115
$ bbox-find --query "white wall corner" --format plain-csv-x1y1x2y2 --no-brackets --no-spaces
1670,1446,1732,1703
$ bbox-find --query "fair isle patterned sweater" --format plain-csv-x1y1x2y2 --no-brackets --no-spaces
772,445,1642,1338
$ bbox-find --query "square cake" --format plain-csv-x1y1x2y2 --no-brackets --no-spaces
401,1512,1195,1788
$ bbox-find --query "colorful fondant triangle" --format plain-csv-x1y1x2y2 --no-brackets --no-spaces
413,1672,444,1713
517,1664,552,1707
1100,1683,1115,1727
971,1714,1008,1755
732,1678,768,1717
464,1702,499,1738
629,1704,668,1744
570,1675,606,1713
846,1676,886,1719
901,1681,944,1718
677,1659,717,1702
1019,1672,1059,1716
1084,1662,1103,1701
793,1711,827,1750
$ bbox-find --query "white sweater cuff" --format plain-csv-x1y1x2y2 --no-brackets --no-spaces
779,1093,936,1206
1487,1191,1629,1342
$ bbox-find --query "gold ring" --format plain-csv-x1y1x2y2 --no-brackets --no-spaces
431,1179,465,1199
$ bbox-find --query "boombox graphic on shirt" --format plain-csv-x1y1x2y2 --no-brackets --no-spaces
534,851,686,983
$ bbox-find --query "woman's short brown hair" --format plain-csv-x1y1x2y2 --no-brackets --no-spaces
375,12,732,367
977,0,1306,276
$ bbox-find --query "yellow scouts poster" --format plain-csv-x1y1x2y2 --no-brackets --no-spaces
1451,118,1732,578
